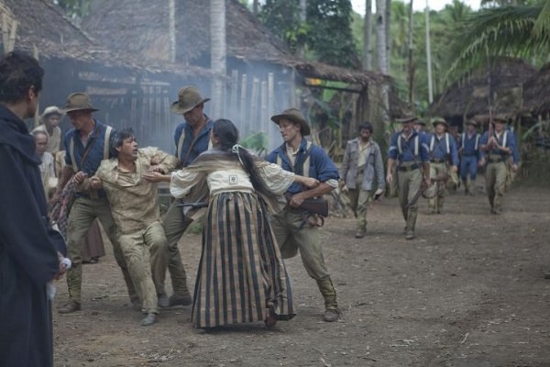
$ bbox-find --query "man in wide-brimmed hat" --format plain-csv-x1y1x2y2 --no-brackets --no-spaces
426,117,459,214
156,86,214,308
458,119,481,195
53,92,137,314
266,108,342,322
32,105,63,154
479,114,518,214
387,115,431,239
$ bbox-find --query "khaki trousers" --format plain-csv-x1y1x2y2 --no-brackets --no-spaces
65,197,136,303
119,221,167,314
347,173,372,231
157,201,193,297
397,167,423,232
271,208,330,281
428,162,447,212
485,161,507,211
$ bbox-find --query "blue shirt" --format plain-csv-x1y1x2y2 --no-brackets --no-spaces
480,130,518,164
63,120,115,175
459,132,481,158
387,130,430,163
265,139,339,195
428,132,459,166
173,117,214,167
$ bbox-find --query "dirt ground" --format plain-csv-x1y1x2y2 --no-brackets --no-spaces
53,183,550,367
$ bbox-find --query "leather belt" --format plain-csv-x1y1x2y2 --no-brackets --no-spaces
397,164,419,172
431,159,445,163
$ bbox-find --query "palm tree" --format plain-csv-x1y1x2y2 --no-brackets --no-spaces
363,0,373,71
448,0,550,79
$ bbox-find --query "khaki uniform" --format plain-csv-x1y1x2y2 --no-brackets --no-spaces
397,163,423,231
485,157,507,212
96,147,179,312
428,162,447,213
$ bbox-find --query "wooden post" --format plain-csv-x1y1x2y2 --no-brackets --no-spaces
261,80,268,136
240,74,248,135
250,78,260,133
230,69,238,122
267,73,275,148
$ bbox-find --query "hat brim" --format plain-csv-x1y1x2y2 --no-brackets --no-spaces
396,117,417,123
432,121,448,128
271,114,311,136
60,107,99,114
170,98,210,115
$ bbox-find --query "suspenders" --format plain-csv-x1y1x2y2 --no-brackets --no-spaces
176,127,213,162
69,125,112,172
276,140,313,177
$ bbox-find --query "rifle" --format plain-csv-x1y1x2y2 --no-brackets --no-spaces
284,192,329,217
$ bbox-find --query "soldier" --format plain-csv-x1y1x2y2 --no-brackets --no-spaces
426,117,459,214
156,86,214,307
386,116,431,240
413,117,430,144
90,129,179,326
458,119,481,195
32,106,63,155
479,115,518,214
266,108,341,322
339,122,385,238
52,92,136,314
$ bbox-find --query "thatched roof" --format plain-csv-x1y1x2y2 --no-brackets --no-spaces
429,57,537,121
0,0,213,79
523,62,550,116
82,0,383,87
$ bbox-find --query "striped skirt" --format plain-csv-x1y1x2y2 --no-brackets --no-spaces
192,191,295,328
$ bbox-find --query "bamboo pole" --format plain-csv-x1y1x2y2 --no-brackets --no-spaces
240,74,248,135
230,69,238,122
267,72,275,148
261,80,268,135
250,78,260,133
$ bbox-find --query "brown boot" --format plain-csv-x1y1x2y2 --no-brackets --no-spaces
355,228,365,238
316,277,340,322
58,300,81,314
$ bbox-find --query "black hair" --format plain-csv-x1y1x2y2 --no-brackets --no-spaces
0,52,44,103
358,122,373,133
112,128,135,156
212,119,276,201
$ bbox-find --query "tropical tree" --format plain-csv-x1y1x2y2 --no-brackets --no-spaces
363,0,373,70
448,0,550,79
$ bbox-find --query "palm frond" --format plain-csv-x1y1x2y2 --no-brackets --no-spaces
532,0,550,37
446,5,548,81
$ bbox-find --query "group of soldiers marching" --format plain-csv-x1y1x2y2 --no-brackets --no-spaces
340,114,519,240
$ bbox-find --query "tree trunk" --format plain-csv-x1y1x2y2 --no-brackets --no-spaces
385,0,392,74
425,1,433,104
376,0,390,129
253,0,259,15
297,0,307,58
363,0,373,71
168,0,176,63
210,0,226,118
407,0,414,108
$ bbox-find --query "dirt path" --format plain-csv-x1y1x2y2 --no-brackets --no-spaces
53,185,550,367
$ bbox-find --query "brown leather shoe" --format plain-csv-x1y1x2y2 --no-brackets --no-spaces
58,300,81,314
169,294,192,307
323,308,340,322
355,229,365,238
405,231,415,240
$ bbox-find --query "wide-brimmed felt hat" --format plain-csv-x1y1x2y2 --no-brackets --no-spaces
396,115,418,124
432,117,448,128
492,114,508,123
60,93,99,113
271,108,311,136
171,86,210,114
414,118,426,126
40,106,63,122
465,119,478,127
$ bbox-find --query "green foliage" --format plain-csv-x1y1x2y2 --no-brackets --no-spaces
55,0,90,18
240,132,269,156
259,0,360,68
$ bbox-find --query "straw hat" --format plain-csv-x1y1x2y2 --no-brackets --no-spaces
465,119,478,127
492,114,508,123
60,93,99,113
170,86,210,114
271,108,311,136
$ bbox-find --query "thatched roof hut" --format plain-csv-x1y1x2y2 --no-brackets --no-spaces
429,57,537,126
523,62,550,117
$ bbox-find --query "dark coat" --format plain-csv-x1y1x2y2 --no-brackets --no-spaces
0,105,66,367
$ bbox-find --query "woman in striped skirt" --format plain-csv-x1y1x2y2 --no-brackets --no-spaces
146,119,319,328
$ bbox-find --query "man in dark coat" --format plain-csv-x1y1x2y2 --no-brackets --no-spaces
0,52,67,367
